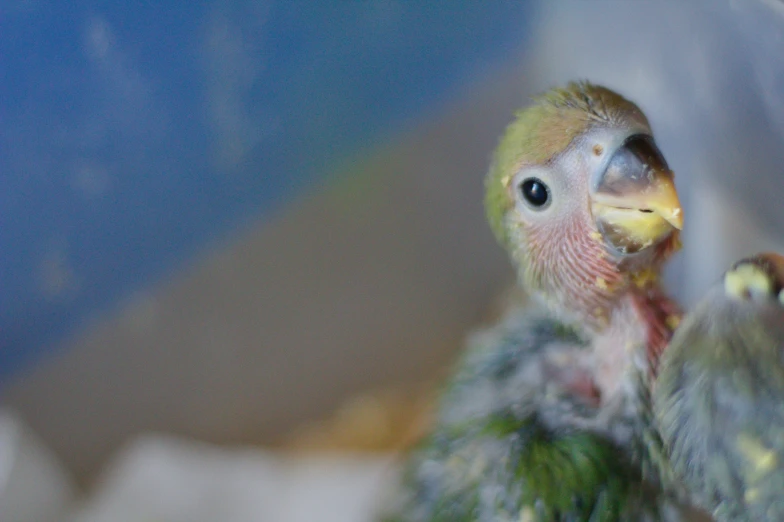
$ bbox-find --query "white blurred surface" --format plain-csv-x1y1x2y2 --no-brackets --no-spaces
0,410,76,522
68,435,399,522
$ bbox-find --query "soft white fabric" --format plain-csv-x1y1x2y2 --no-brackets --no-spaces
67,435,400,522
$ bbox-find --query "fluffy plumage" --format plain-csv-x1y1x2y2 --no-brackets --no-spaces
655,253,784,521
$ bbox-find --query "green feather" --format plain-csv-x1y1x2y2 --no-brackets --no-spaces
382,313,662,522
484,412,642,521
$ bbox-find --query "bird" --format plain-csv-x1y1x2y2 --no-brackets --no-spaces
380,81,706,521
654,252,784,521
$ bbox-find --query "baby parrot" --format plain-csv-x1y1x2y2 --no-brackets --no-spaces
381,82,700,521
654,253,784,521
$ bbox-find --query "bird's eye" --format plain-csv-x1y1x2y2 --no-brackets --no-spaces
519,178,550,209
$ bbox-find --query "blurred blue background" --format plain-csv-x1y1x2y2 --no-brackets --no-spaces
1,2,532,382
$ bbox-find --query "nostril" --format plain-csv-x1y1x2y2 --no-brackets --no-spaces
639,209,654,213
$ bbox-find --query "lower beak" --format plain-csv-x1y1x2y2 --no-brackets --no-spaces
591,169,683,255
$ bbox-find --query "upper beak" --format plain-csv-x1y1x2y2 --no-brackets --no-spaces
590,137,683,254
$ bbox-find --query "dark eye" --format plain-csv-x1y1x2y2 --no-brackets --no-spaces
520,178,550,208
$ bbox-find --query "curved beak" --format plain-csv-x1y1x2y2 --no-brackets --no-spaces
590,138,683,255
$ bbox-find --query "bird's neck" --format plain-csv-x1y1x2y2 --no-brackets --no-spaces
521,212,680,336
590,283,682,404
518,212,682,392
627,285,682,377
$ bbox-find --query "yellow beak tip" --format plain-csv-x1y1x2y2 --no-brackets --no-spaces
669,211,684,230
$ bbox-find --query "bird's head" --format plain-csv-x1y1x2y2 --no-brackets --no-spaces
724,253,784,305
485,82,683,327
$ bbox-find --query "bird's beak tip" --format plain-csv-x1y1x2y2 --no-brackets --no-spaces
591,170,683,254
646,184,684,230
